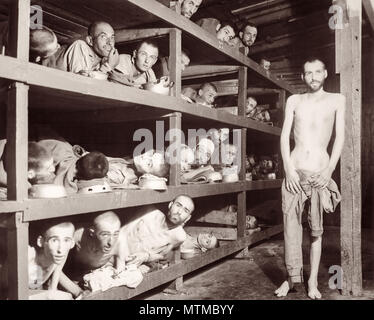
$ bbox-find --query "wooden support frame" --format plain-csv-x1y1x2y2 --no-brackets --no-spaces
5,212,29,300
168,112,182,186
115,28,172,44
335,0,363,296
6,83,29,201
0,0,294,300
169,29,182,97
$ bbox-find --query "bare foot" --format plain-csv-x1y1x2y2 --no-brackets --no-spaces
308,281,322,299
274,280,292,297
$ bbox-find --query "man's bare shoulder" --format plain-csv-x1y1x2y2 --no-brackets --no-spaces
325,92,346,109
286,94,301,110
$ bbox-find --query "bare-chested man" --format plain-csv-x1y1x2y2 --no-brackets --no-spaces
65,211,122,281
275,58,345,299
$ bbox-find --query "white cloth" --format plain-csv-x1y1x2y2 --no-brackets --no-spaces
83,265,143,292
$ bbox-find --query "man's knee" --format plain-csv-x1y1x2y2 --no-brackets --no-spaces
310,235,322,243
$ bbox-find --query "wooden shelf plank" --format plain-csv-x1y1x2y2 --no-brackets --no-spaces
182,65,240,80
0,180,282,218
0,56,283,136
84,223,283,300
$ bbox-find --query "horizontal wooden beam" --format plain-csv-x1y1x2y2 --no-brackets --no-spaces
12,180,282,220
183,65,239,80
0,55,283,132
115,28,172,43
194,199,280,226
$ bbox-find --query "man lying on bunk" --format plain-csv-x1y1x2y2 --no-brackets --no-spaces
59,21,119,78
0,140,56,190
196,18,236,47
231,22,258,52
109,40,158,87
195,82,218,108
64,211,123,281
117,195,195,270
29,26,67,68
0,21,65,69
27,219,78,300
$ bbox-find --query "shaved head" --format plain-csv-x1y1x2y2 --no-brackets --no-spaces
93,211,120,230
88,21,114,37
174,195,195,213
30,26,58,58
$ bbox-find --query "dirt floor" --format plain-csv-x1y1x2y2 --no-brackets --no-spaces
139,227,374,300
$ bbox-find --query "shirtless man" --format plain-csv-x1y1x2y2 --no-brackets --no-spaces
118,195,195,267
66,211,122,280
275,58,345,299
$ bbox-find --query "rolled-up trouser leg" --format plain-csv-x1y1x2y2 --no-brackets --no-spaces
282,181,304,283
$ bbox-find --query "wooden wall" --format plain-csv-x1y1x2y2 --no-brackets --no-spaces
362,39,374,229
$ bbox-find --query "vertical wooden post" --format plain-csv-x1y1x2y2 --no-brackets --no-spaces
7,0,30,60
336,0,362,296
6,83,29,201
6,212,29,300
166,112,183,291
169,29,182,98
235,65,248,257
6,0,30,301
168,112,182,186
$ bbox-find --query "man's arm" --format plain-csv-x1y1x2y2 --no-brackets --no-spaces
64,40,94,74
280,95,302,194
58,271,83,298
313,94,346,188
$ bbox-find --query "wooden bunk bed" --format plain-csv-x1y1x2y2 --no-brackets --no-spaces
0,0,298,300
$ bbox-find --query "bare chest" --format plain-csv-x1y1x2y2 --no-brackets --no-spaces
294,98,336,127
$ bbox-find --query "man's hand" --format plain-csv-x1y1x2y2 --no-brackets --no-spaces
309,167,333,189
108,70,136,86
104,47,119,69
285,166,302,194
125,252,149,267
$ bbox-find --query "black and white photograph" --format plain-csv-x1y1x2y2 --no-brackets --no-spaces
0,0,373,305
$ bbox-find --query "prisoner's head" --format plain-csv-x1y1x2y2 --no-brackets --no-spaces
216,22,236,44
28,142,55,185
76,151,109,180
222,144,238,166
197,233,218,251
260,59,271,71
86,21,115,58
30,26,60,63
36,220,75,265
133,40,159,73
165,144,194,172
195,138,215,165
302,58,327,92
239,23,257,47
198,82,217,105
246,96,258,114
168,195,195,226
89,211,121,254
180,0,202,19
134,149,168,177
181,50,191,72
181,87,197,100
